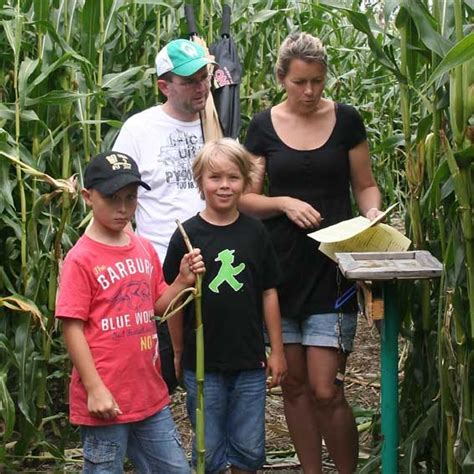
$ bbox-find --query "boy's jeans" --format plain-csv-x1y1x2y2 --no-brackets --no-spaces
183,369,266,473
80,405,191,473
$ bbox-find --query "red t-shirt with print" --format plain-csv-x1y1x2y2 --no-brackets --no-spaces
56,233,170,426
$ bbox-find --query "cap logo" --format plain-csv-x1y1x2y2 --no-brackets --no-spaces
180,42,200,58
105,153,132,171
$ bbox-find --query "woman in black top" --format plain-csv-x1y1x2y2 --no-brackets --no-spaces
241,33,383,473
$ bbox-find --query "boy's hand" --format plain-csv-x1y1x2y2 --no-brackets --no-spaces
87,384,122,420
177,248,205,286
266,351,288,388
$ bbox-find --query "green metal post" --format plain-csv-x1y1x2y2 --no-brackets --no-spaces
381,282,400,473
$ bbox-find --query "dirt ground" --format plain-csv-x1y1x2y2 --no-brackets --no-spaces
170,313,382,473
17,214,403,472
21,313,381,473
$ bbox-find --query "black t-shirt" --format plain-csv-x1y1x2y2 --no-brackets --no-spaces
163,213,281,372
244,103,366,320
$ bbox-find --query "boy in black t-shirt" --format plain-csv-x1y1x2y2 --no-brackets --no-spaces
163,138,287,474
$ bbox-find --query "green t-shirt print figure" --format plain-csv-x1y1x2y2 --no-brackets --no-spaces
209,249,245,293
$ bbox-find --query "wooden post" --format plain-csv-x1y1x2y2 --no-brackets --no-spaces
334,251,442,472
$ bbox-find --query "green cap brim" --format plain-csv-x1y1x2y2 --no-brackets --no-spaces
172,57,215,77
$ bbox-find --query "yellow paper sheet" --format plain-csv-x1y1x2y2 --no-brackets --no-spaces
309,216,371,243
309,203,399,244
318,223,411,262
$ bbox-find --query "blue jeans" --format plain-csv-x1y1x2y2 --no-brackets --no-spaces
80,405,191,473
184,369,266,473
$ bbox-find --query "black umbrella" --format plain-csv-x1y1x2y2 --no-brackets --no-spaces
185,4,223,142
209,4,242,139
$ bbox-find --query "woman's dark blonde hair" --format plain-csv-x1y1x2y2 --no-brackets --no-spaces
276,32,327,80
192,138,256,199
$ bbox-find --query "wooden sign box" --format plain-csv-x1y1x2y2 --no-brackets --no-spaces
335,251,443,281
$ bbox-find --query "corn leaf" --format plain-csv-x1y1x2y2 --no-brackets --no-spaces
81,0,101,65
0,370,15,440
0,295,46,331
400,0,452,58
33,0,49,33
427,32,474,86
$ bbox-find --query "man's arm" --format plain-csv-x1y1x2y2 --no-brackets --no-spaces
262,288,287,388
62,318,122,420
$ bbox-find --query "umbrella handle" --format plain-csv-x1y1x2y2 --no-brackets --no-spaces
185,4,198,38
220,4,231,38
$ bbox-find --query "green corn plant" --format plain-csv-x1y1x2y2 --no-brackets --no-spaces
450,0,474,340
2,0,472,470
338,0,473,470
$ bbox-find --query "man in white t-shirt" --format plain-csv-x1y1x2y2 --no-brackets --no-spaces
113,39,215,392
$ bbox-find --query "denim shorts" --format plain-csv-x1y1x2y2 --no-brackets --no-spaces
280,313,357,352
80,405,191,473
183,369,266,473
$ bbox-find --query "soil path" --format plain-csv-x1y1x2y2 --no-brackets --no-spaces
32,313,381,473
171,313,382,473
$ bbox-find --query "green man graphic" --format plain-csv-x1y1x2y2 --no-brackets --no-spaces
209,249,245,293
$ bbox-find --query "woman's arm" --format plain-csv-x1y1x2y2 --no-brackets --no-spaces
349,141,383,219
62,318,121,419
238,155,279,218
239,155,323,228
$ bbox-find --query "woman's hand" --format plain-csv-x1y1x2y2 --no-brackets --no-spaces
365,207,384,221
281,196,322,229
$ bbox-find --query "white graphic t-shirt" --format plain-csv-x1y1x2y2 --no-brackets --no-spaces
114,106,205,260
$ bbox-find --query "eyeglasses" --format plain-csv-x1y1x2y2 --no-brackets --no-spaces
171,73,211,89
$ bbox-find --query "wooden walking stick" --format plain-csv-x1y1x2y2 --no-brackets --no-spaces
175,219,205,474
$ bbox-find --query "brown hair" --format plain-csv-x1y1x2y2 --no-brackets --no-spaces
192,138,256,199
158,71,174,82
276,32,327,80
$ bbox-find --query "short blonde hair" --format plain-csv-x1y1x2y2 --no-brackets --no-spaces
276,32,327,80
192,138,256,199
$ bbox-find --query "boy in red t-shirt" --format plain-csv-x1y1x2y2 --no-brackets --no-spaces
56,151,203,473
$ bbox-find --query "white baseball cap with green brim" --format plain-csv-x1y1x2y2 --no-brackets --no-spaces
155,39,215,77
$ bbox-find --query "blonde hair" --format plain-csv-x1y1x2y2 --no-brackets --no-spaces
192,138,256,199
276,32,327,80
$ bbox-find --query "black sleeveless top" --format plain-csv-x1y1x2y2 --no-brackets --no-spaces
244,103,366,320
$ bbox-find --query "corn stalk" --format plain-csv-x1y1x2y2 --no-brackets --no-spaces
450,0,474,339
4,5,27,290
175,220,205,474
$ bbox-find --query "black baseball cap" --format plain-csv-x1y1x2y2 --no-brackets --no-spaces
84,151,151,195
